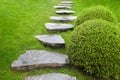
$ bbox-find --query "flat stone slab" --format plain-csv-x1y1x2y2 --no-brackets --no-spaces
45,23,73,32
61,1,75,4
11,50,69,71
25,73,76,80
58,4,73,6
56,10,75,14
50,16,77,22
35,34,65,48
54,6,72,9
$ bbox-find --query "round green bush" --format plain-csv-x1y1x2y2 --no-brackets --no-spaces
74,6,117,27
67,19,120,79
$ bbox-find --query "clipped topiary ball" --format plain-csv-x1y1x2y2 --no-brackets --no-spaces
74,6,117,27
67,19,120,79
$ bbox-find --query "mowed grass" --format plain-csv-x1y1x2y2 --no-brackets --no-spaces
0,0,120,80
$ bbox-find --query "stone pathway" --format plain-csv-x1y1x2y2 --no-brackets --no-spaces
25,73,76,80
11,50,69,71
11,0,77,79
58,4,73,7
56,10,75,14
35,34,65,48
54,6,72,9
50,16,77,22
45,23,73,32
61,1,75,4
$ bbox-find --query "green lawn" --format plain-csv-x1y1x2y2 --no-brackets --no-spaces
0,0,120,80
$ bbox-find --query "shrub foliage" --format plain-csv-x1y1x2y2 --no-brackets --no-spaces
67,19,120,79
74,6,117,27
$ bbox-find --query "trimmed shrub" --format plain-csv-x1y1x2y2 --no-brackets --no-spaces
67,19,120,79
74,6,117,27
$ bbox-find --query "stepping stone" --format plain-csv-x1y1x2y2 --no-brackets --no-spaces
35,34,65,48
54,6,72,9
56,10,75,14
61,1,75,4
50,16,77,22
45,23,73,32
58,4,73,7
25,73,76,80
11,50,69,71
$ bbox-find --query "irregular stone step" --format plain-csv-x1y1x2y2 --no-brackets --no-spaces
25,73,76,80
45,23,73,32
56,10,75,14
50,16,77,22
58,4,73,7
11,50,69,71
61,1,75,4
35,34,65,48
54,6,72,9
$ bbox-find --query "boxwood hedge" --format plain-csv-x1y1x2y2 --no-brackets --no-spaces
74,6,117,27
67,19,120,79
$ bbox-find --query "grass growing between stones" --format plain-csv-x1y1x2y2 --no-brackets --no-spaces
0,0,120,80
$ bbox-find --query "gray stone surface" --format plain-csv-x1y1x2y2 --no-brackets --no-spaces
58,4,73,6
45,23,73,32
25,73,76,80
61,1,74,4
35,34,65,48
54,6,72,9
11,50,69,71
50,16,77,22
56,10,75,14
